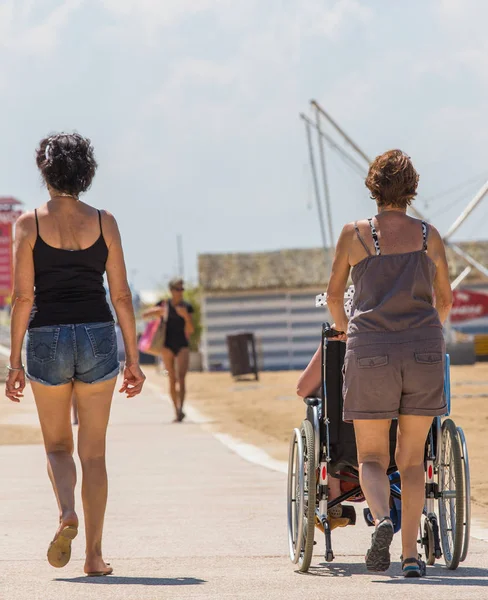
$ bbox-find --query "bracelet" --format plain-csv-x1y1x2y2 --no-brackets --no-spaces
7,365,25,372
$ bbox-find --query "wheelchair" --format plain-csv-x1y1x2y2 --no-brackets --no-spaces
287,321,471,573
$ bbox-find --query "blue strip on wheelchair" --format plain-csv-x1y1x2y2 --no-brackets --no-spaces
444,353,451,417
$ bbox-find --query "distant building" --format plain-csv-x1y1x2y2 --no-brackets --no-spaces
199,241,488,371
199,247,333,371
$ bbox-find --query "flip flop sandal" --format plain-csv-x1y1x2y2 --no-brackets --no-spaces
402,557,427,578
47,525,78,568
365,517,394,572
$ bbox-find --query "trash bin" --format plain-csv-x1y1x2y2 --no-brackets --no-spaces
226,332,259,380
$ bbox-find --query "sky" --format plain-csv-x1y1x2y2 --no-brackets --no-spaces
1,0,488,290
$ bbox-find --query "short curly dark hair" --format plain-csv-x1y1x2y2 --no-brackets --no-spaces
365,149,419,209
36,133,98,196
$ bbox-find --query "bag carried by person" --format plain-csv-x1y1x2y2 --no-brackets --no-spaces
138,302,168,356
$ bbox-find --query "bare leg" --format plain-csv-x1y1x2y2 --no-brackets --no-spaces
329,476,341,498
175,347,190,415
315,475,353,532
328,476,352,527
32,381,78,534
74,376,117,575
72,392,78,426
395,415,433,560
161,348,179,419
353,419,392,523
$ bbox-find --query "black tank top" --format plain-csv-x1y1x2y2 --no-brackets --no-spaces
29,209,114,329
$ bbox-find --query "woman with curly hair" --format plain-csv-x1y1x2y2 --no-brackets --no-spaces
326,150,452,577
6,132,145,576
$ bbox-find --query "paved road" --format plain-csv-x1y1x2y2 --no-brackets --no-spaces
0,375,487,600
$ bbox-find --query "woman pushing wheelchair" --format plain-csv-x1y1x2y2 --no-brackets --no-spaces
298,150,452,578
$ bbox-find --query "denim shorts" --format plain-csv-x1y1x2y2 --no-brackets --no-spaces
26,322,119,386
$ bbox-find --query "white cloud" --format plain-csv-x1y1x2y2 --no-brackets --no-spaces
100,0,371,44
0,0,85,55
122,0,372,127
0,1,14,42
428,2,488,90
99,0,229,41
437,0,469,20
100,0,226,20
297,0,371,39
102,0,372,177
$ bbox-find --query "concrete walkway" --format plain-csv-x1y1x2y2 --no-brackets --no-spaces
0,375,487,600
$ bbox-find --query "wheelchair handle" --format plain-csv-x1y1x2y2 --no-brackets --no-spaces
323,323,345,338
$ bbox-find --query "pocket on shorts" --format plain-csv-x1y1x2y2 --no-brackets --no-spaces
28,327,60,364
85,323,116,358
357,355,389,368
414,352,443,365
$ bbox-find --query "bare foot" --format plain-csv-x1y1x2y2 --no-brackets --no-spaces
84,557,113,576
173,410,185,423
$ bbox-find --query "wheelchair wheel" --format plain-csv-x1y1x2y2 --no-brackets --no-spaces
422,518,436,566
286,423,316,572
438,419,464,570
457,427,471,562
287,428,304,565
297,420,316,572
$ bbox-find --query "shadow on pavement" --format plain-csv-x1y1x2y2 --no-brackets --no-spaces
54,576,206,586
378,565,488,586
304,562,488,586
304,562,367,577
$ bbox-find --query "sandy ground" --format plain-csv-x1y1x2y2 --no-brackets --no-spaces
2,363,487,524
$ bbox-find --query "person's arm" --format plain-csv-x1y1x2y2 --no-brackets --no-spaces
6,213,36,402
184,314,194,341
326,223,353,335
103,211,145,397
296,344,322,398
427,226,453,324
142,305,165,319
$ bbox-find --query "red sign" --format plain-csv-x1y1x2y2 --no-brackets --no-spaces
0,223,13,305
451,289,488,323
0,197,23,308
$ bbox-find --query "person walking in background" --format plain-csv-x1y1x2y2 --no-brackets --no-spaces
143,278,194,422
5,132,145,577
326,150,452,578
